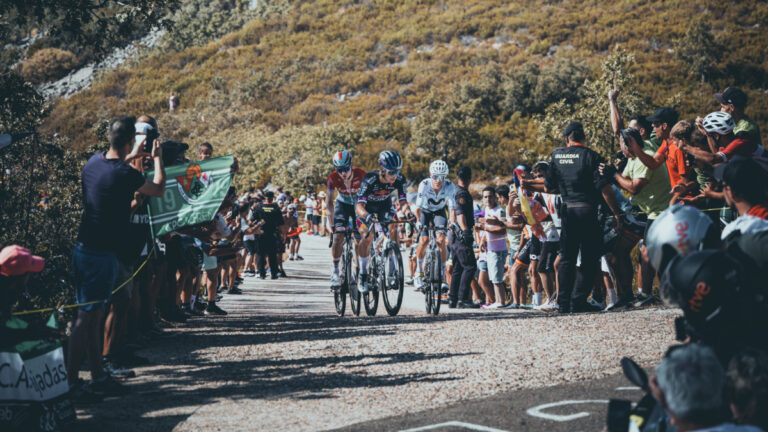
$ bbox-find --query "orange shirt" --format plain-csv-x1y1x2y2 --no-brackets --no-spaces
655,139,688,187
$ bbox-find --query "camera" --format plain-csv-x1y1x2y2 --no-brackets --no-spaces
144,127,159,154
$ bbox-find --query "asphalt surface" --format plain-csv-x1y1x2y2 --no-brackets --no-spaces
331,373,645,432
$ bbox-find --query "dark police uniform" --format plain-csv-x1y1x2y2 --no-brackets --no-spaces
449,184,477,305
545,133,611,312
251,201,284,278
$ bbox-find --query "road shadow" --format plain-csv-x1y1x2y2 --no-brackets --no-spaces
74,312,477,431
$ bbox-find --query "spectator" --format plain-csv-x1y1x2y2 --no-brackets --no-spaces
169,92,179,113
0,245,49,345
716,157,768,239
252,191,284,279
604,127,671,304
68,115,165,398
650,343,762,432
304,193,316,234
530,163,561,310
715,87,762,149
628,108,694,196
449,166,479,308
681,112,764,166
727,349,768,431
524,121,621,313
476,186,507,308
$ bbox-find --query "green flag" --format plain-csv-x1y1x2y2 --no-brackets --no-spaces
145,155,234,237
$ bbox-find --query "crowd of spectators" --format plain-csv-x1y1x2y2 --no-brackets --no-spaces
400,87,767,317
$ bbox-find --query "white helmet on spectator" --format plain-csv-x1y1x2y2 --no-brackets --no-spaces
702,111,735,135
429,160,449,177
645,204,721,273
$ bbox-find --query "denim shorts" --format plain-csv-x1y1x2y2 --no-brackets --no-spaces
487,250,508,284
72,243,118,311
110,262,134,302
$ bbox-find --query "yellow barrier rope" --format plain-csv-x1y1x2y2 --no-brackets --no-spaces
12,246,155,316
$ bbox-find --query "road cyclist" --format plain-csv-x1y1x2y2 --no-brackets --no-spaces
355,150,416,316
325,149,366,291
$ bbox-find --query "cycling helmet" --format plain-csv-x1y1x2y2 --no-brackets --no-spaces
532,161,549,172
515,164,529,172
660,250,743,348
378,150,403,171
429,160,449,176
702,111,735,135
332,149,352,167
645,204,721,273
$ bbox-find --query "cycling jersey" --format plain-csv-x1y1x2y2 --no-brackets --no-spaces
357,170,407,206
415,178,456,212
326,167,366,205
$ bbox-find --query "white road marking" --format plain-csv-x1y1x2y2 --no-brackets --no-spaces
525,399,609,422
616,386,641,391
400,420,511,432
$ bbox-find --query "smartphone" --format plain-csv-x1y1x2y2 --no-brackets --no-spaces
606,399,631,432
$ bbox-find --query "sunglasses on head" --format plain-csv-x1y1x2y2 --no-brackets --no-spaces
383,169,399,176
336,165,352,173
431,174,446,181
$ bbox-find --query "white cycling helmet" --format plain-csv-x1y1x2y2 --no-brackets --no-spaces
702,111,735,135
429,160,449,176
645,204,721,273
332,149,352,167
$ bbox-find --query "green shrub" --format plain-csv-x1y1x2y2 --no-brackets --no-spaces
20,48,78,84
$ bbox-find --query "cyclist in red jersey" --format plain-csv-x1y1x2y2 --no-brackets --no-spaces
326,150,366,288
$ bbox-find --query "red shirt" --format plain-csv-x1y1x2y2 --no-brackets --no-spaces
718,138,759,162
747,204,768,219
326,167,366,204
656,139,689,187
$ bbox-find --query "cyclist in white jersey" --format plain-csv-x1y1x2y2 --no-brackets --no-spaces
413,160,456,289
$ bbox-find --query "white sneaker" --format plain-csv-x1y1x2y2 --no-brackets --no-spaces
414,274,424,289
330,272,341,288
588,298,606,310
482,302,503,309
405,277,414,286
538,301,558,311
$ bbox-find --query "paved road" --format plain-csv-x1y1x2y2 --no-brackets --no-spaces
332,373,644,432
75,233,673,432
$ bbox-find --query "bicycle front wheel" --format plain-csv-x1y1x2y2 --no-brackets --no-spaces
430,248,442,315
423,253,433,314
344,239,361,316
334,285,346,317
381,245,404,316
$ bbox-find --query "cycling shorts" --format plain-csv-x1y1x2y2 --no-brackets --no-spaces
536,240,559,273
515,236,541,267
419,207,448,237
333,201,361,239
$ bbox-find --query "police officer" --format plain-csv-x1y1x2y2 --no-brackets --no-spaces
449,166,480,308
524,122,621,313
252,190,284,279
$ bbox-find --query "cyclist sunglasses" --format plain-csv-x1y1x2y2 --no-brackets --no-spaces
431,174,446,181
336,165,352,173
383,169,400,176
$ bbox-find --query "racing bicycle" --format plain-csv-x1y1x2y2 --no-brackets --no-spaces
329,217,361,317
419,223,444,315
362,218,412,316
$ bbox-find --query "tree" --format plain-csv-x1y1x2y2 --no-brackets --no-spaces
538,47,648,158
675,18,719,85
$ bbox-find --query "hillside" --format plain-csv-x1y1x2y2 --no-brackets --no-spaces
42,0,768,191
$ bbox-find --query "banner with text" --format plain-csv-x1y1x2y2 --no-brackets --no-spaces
145,155,234,237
